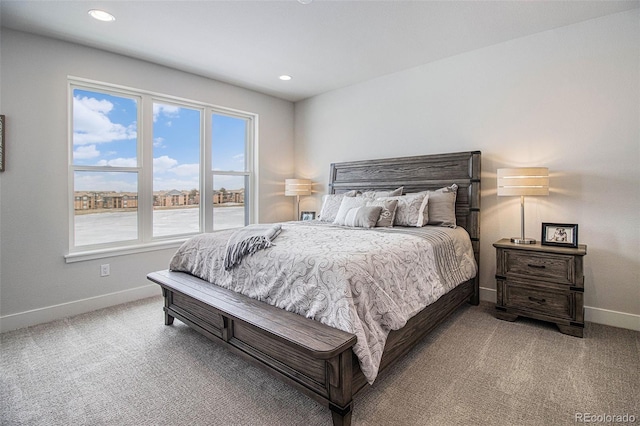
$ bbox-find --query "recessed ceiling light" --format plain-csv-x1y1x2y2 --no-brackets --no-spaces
88,9,116,22
298,0,313,4
279,75,292,81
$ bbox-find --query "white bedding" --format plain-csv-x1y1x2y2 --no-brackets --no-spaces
169,221,477,384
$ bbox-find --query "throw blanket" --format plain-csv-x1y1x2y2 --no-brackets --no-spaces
169,222,476,384
224,224,282,270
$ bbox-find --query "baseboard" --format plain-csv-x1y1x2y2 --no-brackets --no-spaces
585,306,640,332
0,284,161,333
479,286,497,303
3,285,638,333
478,286,639,332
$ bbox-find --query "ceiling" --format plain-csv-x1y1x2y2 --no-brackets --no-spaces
1,0,638,102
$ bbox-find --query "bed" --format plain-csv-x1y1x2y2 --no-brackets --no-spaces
147,151,481,426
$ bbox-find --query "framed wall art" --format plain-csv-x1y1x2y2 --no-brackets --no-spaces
541,223,578,248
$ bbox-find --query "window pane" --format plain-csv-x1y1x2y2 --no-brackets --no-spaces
74,171,138,246
212,114,247,172
153,103,201,237
72,89,137,166
213,175,246,230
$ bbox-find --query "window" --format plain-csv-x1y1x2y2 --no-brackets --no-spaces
68,79,256,258
152,102,201,238
71,89,140,247
212,113,252,230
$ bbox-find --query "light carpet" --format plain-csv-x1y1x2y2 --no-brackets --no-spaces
1,297,638,425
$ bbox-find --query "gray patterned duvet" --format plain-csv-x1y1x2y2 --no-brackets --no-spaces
169,221,477,383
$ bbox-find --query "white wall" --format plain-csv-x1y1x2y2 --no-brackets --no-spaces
0,29,295,331
295,10,640,329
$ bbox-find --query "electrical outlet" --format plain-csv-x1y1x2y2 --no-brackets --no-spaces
100,264,110,277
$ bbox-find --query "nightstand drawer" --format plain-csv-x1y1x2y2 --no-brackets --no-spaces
503,250,576,285
494,239,586,337
502,280,575,321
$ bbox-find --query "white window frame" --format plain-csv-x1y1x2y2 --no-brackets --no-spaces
65,77,258,263
149,98,204,240
210,111,255,231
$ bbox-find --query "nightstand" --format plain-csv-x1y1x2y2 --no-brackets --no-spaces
494,238,587,337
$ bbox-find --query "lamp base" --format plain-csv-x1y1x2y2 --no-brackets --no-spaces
510,237,536,244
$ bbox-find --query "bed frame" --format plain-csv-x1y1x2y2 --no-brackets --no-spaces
148,151,481,426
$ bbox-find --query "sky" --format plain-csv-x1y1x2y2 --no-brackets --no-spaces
72,88,247,193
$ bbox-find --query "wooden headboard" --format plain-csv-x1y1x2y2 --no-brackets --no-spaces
328,151,481,273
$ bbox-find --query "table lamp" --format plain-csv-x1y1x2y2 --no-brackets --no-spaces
497,167,549,244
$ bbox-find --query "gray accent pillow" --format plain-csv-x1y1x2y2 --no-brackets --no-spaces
358,186,404,199
426,184,458,228
366,199,399,227
377,192,429,227
318,191,357,222
341,206,383,228
333,196,369,225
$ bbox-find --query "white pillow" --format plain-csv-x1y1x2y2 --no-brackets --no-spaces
318,191,356,222
333,196,368,225
341,206,383,228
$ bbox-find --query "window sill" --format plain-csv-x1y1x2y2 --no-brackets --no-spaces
65,239,187,263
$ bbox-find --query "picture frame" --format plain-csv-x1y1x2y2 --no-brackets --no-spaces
0,115,5,172
541,223,578,248
300,211,316,221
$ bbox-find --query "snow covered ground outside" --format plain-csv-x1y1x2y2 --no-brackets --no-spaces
74,206,244,246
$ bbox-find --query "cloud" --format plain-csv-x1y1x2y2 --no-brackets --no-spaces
153,155,178,173
170,163,200,177
74,144,101,160
153,137,165,148
153,162,199,191
74,172,137,192
73,96,137,145
152,157,199,191
154,156,199,178
153,104,181,122
96,157,137,167
153,177,200,192
213,174,244,191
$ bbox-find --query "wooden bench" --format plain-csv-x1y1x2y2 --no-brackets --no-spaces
147,270,358,425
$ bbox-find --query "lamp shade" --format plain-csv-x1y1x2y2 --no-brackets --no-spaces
497,168,549,196
285,179,311,196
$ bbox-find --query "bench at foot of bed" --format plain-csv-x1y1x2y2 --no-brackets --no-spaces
149,269,357,426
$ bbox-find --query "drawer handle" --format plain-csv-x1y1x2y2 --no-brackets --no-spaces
528,296,546,304
527,263,546,269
